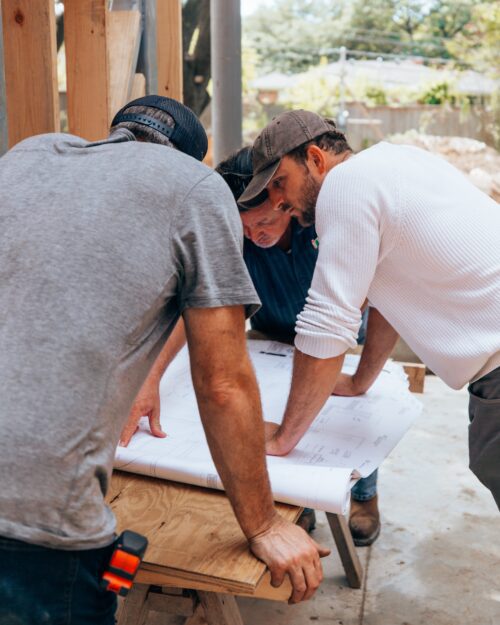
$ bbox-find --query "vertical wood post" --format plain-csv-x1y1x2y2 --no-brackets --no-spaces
156,0,183,101
326,512,363,589
1,0,59,147
64,0,110,140
0,9,8,154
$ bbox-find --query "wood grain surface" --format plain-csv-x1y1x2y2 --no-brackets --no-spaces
107,9,141,119
108,471,300,594
65,0,109,140
1,0,59,146
156,0,183,100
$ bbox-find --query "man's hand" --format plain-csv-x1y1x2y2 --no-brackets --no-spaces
264,421,293,457
331,373,366,397
249,516,330,604
331,309,399,398
119,318,187,447
119,377,166,446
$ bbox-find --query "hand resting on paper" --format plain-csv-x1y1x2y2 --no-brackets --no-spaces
119,376,166,447
331,372,367,397
249,515,330,604
264,421,295,457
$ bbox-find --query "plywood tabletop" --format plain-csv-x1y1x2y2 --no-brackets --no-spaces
108,470,301,595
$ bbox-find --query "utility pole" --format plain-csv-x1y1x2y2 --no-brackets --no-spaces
338,45,348,131
210,0,242,164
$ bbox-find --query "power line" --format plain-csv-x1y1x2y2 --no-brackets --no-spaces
339,33,448,51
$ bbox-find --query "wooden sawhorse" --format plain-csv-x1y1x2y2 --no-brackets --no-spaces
109,471,363,625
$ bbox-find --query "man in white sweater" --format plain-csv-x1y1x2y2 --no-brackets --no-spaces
239,110,500,510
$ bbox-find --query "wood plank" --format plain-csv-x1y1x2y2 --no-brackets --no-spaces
198,592,244,625
134,564,292,602
184,604,209,625
0,9,9,154
1,0,59,147
116,583,149,625
156,0,183,101
64,0,109,140
402,362,426,393
108,10,142,120
146,589,197,616
130,73,146,100
108,471,300,593
252,570,292,602
326,513,363,589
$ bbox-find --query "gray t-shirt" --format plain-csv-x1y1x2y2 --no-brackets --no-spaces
0,130,260,549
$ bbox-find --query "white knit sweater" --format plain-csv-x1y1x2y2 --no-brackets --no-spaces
295,142,500,389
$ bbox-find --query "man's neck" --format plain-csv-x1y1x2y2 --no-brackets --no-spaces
276,222,293,251
326,150,352,174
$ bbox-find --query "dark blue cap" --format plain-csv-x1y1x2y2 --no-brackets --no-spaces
111,95,208,162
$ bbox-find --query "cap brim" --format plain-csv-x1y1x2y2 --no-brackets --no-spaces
238,160,280,207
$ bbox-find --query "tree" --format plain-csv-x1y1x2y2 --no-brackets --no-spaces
243,0,498,73
244,0,348,74
445,2,500,76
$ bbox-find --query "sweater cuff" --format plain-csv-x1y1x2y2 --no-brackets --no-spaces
294,333,351,359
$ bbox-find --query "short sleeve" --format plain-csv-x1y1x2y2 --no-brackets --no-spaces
173,172,261,317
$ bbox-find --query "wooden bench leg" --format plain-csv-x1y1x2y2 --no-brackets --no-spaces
116,583,150,625
326,512,363,589
198,591,244,625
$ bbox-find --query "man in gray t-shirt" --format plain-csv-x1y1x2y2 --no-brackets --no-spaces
0,96,327,624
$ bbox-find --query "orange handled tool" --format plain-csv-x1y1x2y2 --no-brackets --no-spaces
101,530,148,596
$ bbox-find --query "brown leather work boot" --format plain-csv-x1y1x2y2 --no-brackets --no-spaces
297,509,316,533
349,495,381,547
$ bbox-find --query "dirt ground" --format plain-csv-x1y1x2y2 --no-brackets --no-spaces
389,130,500,202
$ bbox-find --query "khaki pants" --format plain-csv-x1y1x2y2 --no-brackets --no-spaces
468,366,500,510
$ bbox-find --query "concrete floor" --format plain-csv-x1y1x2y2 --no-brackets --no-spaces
238,376,500,625
149,376,500,625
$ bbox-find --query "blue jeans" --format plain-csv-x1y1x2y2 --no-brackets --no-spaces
0,535,117,625
351,469,378,502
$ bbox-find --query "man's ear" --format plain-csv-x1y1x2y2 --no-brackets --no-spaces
305,145,326,175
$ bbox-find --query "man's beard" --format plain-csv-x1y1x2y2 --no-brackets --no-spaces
296,172,321,227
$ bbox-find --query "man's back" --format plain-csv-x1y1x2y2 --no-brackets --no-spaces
0,130,250,548
297,142,500,388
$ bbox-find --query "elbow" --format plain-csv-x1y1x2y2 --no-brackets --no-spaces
193,371,252,408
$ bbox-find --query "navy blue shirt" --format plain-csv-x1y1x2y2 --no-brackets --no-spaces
244,219,367,343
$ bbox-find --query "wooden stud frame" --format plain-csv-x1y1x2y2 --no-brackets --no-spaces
1,0,59,147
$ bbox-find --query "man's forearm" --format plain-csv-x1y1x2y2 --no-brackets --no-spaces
273,350,345,454
148,318,187,383
353,308,398,392
184,306,277,538
194,375,278,538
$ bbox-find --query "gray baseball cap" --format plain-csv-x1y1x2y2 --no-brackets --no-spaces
239,109,336,207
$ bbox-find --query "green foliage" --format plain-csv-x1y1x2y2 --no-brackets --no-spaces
364,86,388,106
278,68,341,117
243,0,348,74
417,81,456,105
243,0,499,74
446,3,500,77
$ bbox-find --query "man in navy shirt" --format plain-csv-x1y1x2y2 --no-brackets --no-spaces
216,147,379,546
